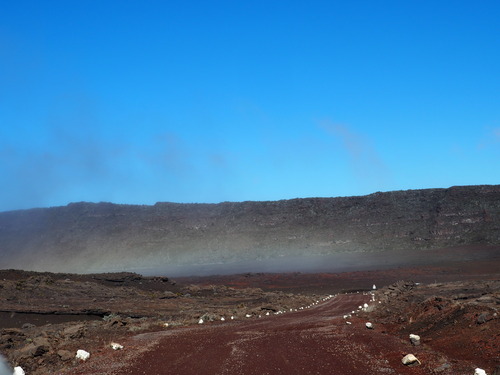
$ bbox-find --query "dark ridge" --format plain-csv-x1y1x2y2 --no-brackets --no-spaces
0,185,499,275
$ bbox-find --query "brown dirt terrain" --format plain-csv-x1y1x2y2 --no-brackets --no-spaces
0,250,499,374
0,270,325,374
367,280,500,371
176,245,500,293
58,289,498,375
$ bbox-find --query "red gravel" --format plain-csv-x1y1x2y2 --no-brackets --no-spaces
63,293,483,375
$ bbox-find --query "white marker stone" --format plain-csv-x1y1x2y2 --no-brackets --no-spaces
110,342,124,350
401,354,420,366
76,349,90,361
409,334,421,346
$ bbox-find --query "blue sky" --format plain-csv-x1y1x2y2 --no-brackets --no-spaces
1,1,499,212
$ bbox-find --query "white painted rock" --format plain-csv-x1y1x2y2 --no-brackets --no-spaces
475,369,487,375
365,322,373,329
13,367,25,375
198,318,204,324
409,334,421,346
110,342,123,350
401,354,420,366
373,284,377,290
76,349,90,361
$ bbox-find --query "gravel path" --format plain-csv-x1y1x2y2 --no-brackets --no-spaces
64,292,480,375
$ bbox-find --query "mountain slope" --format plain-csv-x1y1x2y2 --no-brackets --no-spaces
0,185,499,275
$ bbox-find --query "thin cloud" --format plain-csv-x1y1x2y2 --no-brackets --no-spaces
494,128,500,141
208,153,229,168
150,132,193,177
0,125,127,211
319,120,390,189
0,120,238,211
477,126,500,150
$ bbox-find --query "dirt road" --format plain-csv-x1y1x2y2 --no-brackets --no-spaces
64,292,484,375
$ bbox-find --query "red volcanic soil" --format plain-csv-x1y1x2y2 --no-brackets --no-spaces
177,245,500,294
67,248,499,375
1,246,499,375
60,292,494,375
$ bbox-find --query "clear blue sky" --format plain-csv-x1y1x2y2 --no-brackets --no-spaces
1,1,499,212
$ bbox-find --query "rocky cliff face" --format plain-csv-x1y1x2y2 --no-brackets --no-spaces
0,185,499,275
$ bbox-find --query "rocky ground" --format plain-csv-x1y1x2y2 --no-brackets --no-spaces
364,280,499,372
0,254,499,374
0,270,324,374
